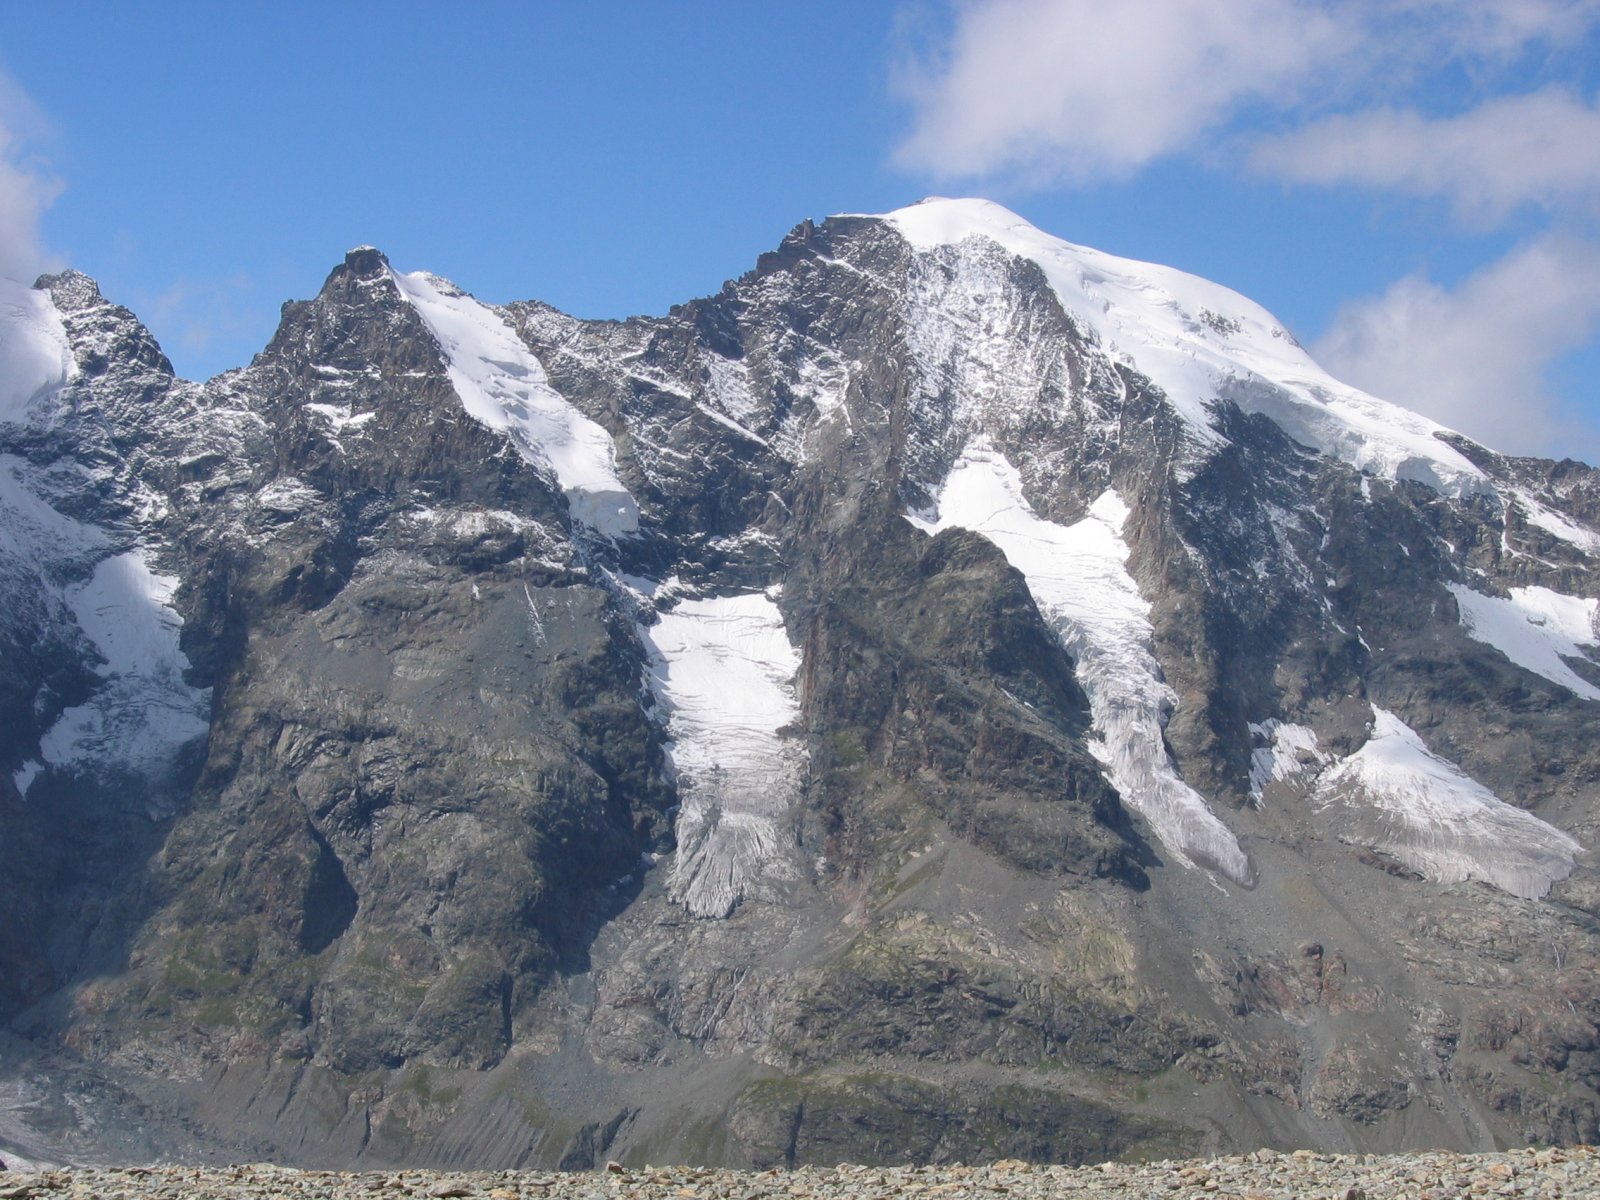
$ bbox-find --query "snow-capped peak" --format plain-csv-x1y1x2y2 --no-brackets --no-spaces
868,197,1490,497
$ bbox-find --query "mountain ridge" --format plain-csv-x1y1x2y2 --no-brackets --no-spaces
2,199,1599,1167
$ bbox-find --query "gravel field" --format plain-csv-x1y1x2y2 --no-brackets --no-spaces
0,1148,1596,1200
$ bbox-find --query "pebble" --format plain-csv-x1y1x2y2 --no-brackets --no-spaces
0,1147,1595,1200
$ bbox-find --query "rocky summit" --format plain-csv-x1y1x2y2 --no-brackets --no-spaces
2,198,1600,1170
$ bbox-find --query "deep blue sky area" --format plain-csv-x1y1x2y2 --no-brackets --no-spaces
3,2,1599,461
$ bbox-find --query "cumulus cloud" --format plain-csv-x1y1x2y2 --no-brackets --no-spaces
1252,88,1600,225
1312,236,1600,458
893,0,1351,182
892,0,1600,185
0,71,60,282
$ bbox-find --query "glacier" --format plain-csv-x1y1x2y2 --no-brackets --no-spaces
910,438,1254,885
1448,583,1600,702
636,590,806,918
878,198,1490,498
1248,720,1327,806
1315,707,1581,900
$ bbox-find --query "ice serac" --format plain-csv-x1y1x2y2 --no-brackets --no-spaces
910,439,1253,885
389,267,640,538
637,590,805,918
1316,708,1582,900
878,198,1489,496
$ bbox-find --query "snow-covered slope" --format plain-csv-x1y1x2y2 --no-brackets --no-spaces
877,198,1489,496
1315,708,1581,900
31,550,210,798
391,267,640,539
910,439,1253,885
0,277,75,424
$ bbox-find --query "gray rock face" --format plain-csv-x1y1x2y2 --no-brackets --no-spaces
3,200,1600,1168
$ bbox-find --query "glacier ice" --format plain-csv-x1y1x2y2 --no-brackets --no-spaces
1316,707,1581,899
637,591,806,918
910,438,1254,885
1248,720,1327,805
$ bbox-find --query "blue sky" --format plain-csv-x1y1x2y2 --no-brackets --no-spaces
3,1,1599,461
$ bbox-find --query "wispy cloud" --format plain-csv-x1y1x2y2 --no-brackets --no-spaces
0,70,61,282
892,0,1600,187
131,272,261,378
1313,236,1600,458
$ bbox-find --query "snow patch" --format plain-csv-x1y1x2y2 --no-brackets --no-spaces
1316,708,1580,899
39,550,211,791
910,439,1253,884
1511,490,1600,556
390,269,639,538
304,402,376,435
637,592,806,918
0,278,75,425
1248,720,1327,805
12,759,40,798
1449,583,1600,701
874,199,1488,498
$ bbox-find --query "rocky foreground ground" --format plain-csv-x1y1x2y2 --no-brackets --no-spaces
0,1148,1596,1200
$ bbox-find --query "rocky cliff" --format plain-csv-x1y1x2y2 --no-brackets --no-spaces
2,199,1599,1168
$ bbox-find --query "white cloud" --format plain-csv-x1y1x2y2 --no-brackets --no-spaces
0,71,60,282
1252,88,1600,225
893,0,1600,187
1312,236,1600,458
893,0,1351,182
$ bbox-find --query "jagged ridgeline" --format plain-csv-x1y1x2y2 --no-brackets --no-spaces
2,199,1599,1169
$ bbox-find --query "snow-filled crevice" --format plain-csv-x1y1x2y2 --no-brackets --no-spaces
909,439,1253,885
389,269,639,539
1449,583,1600,701
637,590,806,918
1315,707,1581,900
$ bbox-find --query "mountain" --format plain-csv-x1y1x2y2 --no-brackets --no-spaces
2,198,1599,1168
